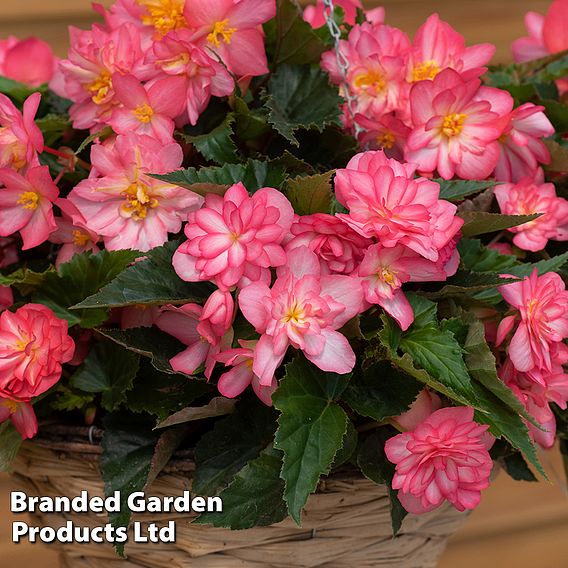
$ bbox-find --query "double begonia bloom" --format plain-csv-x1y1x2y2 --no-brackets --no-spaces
183,0,276,78
494,103,554,182
0,166,58,250
303,0,385,28
0,92,43,171
406,69,512,179
0,304,75,402
0,286,13,311
0,399,38,440
0,36,57,87
409,14,495,83
334,151,463,263
68,134,202,252
216,339,277,406
385,406,493,514
173,182,294,290
156,303,233,379
147,30,234,126
494,171,568,252
497,270,568,374
239,246,364,384
285,213,371,276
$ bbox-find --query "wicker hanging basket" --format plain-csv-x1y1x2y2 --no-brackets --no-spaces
10,426,469,568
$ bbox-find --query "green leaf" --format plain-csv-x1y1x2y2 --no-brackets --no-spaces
357,429,407,535
233,96,271,140
182,113,239,165
75,126,113,155
503,452,538,482
331,418,358,467
0,422,23,472
505,250,568,278
264,0,327,66
193,400,278,496
273,357,350,524
437,179,499,202
156,397,237,428
423,270,518,298
544,139,568,172
540,99,568,132
36,113,71,146
263,64,342,146
0,76,41,103
34,250,139,328
285,171,333,214
195,445,288,529
74,241,214,309
0,266,52,292
70,342,140,411
459,211,541,237
343,361,421,422
458,239,518,273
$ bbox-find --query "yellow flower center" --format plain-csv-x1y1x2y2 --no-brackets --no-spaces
412,60,441,82
442,113,467,137
87,71,112,105
133,103,154,123
17,191,40,210
72,230,91,247
376,131,396,149
282,302,304,325
138,0,186,37
1,399,18,414
527,298,540,317
353,69,386,93
207,19,237,48
120,182,159,221
379,267,398,288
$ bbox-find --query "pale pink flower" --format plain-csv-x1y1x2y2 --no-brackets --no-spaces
285,213,371,276
110,73,185,143
512,11,549,62
393,389,442,431
119,305,160,329
183,0,276,77
68,134,202,252
155,303,233,378
239,246,364,384
494,103,554,182
334,150,463,262
354,113,410,160
0,399,37,440
385,406,493,514
147,30,234,126
0,166,58,250
0,37,57,87
494,171,568,252
409,14,495,83
49,199,100,268
406,69,512,179
0,286,12,311
196,290,236,345
173,182,294,290
303,0,385,28
0,92,43,171
497,270,568,374
0,304,75,401
216,339,277,406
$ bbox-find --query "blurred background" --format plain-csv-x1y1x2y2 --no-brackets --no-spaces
0,0,567,567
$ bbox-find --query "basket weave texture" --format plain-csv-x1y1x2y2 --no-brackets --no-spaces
10,428,469,568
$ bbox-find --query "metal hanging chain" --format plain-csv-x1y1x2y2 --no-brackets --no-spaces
322,0,362,136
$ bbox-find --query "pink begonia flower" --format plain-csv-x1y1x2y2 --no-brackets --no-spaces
497,270,568,374
322,23,411,119
393,388,442,431
0,304,75,402
0,92,43,171
0,37,57,87
354,113,410,160
409,14,495,83
68,134,202,252
183,0,276,77
285,213,371,276
147,30,234,126
119,305,160,329
358,244,451,330
239,246,364,384
49,199,100,268
196,290,236,345
494,103,554,183
57,24,152,130
334,150,463,263
494,171,568,252
303,0,385,28
406,69,512,180
216,339,277,406
0,286,13,311
110,73,186,143
156,303,233,378
0,166,58,250
0,399,37,440
173,182,294,290
385,406,493,514
512,11,549,62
